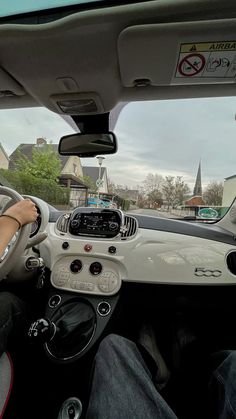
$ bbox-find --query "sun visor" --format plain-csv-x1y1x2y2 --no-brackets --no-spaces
0,68,25,96
118,20,236,87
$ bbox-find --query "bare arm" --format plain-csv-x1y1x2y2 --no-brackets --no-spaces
0,199,38,257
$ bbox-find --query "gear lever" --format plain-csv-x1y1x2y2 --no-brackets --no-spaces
28,318,57,343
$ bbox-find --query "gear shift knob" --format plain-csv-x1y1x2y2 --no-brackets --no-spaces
28,318,56,343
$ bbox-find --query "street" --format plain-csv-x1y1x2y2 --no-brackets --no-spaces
128,208,176,218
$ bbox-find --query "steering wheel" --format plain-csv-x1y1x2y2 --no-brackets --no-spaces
0,186,31,281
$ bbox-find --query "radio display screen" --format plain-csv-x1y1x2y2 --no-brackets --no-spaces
70,210,121,237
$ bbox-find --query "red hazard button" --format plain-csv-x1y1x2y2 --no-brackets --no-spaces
84,244,92,252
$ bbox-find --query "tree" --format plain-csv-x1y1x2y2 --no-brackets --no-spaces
5,144,70,205
174,176,190,206
0,169,69,205
83,175,98,192
147,189,163,208
203,181,223,206
16,144,61,182
162,176,175,208
136,184,147,208
143,173,163,194
107,178,116,194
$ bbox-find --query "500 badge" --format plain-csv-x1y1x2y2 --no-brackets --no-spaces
194,268,222,277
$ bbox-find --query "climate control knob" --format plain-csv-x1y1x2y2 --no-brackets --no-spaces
89,262,102,276
70,260,83,273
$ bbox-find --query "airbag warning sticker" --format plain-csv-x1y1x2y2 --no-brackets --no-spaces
175,42,236,79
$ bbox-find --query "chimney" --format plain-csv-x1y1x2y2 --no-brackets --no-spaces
36,138,47,147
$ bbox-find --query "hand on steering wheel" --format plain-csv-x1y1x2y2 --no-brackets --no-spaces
0,187,38,281
3,199,38,227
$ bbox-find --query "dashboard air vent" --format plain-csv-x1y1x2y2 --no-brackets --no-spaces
56,213,71,233
226,251,236,275
121,215,138,239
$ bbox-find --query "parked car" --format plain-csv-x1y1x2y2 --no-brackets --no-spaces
87,197,103,207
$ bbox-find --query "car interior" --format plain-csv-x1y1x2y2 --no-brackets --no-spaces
1,0,236,418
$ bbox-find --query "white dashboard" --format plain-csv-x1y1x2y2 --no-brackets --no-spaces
35,207,236,296
7,198,236,292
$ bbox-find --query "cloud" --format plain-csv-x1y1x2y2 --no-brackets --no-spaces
0,107,74,155
111,97,236,187
1,97,236,190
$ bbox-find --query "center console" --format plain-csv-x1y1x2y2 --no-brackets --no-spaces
31,209,133,362
51,256,121,296
69,208,123,238
51,208,128,297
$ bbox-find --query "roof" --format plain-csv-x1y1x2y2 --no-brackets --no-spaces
185,196,205,206
193,162,202,197
9,143,68,170
225,174,236,181
59,173,88,189
83,166,106,183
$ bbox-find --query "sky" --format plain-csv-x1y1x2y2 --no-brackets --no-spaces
1,96,236,191
0,0,94,18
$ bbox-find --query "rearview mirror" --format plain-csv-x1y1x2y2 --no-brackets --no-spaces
59,132,117,157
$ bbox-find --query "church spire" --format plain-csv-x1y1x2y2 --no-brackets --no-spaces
193,161,202,196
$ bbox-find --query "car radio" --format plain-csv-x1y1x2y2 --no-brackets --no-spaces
69,209,122,238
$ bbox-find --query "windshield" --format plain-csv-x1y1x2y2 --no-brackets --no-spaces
0,0,99,18
0,96,235,220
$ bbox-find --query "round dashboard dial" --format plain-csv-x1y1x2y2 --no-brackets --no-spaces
89,262,102,276
70,259,83,273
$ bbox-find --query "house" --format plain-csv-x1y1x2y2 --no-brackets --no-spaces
0,143,9,169
222,175,236,207
185,196,205,206
9,138,88,208
83,166,108,194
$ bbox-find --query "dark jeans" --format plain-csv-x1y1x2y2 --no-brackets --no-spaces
86,334,236,419
0,292,26,355
208,350,236,419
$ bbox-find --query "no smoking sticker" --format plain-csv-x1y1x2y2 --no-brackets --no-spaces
174,41,236,82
